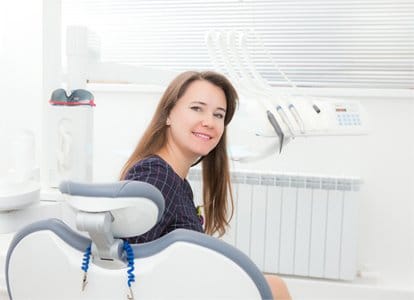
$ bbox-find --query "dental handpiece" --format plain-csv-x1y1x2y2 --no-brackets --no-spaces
267,110,284,153
288,104,305,133
276,105,294,137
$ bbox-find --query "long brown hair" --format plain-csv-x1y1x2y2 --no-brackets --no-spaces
120,70,238,236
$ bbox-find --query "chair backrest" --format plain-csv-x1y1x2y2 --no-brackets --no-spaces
59,180,165,238
6,181,273,300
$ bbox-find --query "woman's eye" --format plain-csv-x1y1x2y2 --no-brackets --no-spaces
214,113,224,119
190,106,202,112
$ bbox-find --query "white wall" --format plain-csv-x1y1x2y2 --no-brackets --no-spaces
0,0,43,162
91,89,162,181
91,88,414,290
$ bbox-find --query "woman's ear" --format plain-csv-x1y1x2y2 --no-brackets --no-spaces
166,118,171,126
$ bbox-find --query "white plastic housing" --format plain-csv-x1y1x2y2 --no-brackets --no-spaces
8,231,263,300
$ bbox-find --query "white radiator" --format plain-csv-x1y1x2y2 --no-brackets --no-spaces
188,170,360,281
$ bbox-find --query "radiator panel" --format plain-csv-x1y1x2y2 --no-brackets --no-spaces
189,170,360,281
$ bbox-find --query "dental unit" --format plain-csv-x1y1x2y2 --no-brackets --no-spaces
205,29,367,161
0,26,370,299
5,180,272,299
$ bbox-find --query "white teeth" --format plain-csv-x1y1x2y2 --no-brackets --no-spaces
193,132,211,140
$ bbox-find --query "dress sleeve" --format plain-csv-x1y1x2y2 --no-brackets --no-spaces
124,159,177,243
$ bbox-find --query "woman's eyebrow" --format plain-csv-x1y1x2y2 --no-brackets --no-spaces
190,101,206,106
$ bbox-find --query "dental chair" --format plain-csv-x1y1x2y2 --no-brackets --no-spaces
5,181,273,300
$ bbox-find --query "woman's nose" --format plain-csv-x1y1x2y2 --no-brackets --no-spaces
201,114,214,128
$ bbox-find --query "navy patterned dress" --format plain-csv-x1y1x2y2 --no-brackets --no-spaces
125,155,203,244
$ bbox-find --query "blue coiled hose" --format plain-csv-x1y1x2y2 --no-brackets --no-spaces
80,241,136,294
123,241,135,287
81,244,92,272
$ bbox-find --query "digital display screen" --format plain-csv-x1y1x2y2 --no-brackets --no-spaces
336,108,347,112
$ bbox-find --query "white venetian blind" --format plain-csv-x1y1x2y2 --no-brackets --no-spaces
62,0,414,89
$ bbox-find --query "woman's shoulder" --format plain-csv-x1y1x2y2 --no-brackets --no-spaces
125,155,186,204
136,155,168,169
125,155,169,180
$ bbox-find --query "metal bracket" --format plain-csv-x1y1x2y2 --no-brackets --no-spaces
76,211,125,269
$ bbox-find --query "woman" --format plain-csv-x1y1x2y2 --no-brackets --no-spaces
120,70,291,300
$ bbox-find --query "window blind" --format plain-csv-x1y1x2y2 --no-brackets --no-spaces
62,0,414,89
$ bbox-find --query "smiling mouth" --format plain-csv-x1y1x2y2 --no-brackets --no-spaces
192,132,212,140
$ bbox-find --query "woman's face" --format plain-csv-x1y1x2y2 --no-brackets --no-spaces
166,80,227,161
